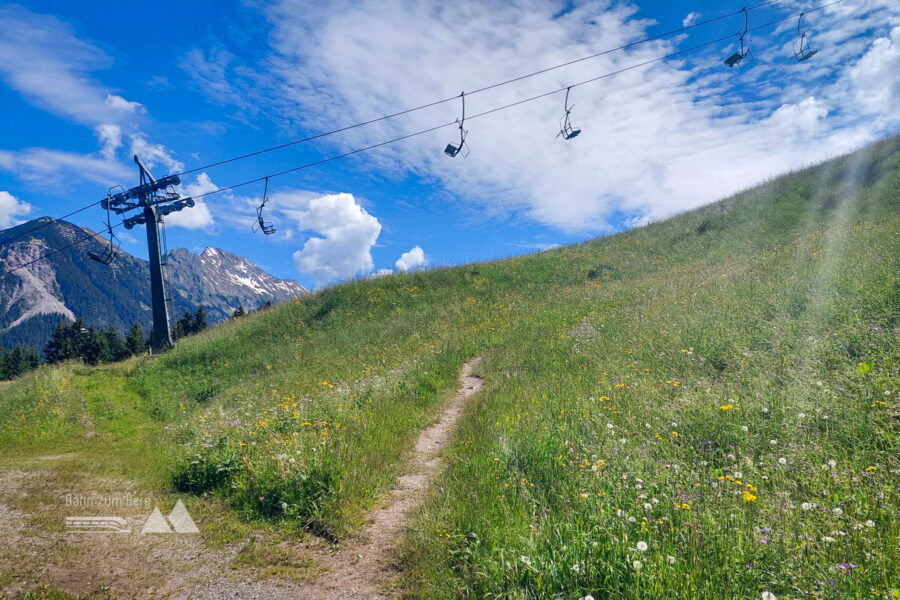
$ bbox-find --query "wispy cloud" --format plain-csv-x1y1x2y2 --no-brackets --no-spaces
182,0,900,233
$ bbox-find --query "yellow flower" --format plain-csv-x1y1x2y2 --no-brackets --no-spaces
742,490,757,502
719,404,734,411
671,431,679,438
320,380,333,388
265,365,272,370
678,503,690,510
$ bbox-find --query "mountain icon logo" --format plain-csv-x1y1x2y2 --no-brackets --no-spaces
140,500,199,534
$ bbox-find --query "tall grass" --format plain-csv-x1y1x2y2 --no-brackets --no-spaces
1,135,899,597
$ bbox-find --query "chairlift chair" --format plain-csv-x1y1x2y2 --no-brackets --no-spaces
557,87,581,140
88,190,121,265
252,177,277,235
793,13,819,62
724,7,752,68
444,92,470,158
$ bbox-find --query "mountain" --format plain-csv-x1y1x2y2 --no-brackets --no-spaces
0,218,307,350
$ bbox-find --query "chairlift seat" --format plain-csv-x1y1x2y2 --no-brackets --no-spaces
564,128,581,140
444,143,461,157
724,52,745,68
798,49,818,62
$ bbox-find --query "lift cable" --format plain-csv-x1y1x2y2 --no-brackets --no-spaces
0,0,845,276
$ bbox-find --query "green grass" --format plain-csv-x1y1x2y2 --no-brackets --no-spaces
2,134,900,598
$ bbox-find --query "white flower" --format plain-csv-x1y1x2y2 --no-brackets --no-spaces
671,422,678,427
833,508,843,517
281,502,288,511
734,471,742,479
620,438,628,444
645,423,651,429
828,459,836,468
778,457,787,465
866,520,875,528
823,536,835,543
643,503,652,511
628,516,637,523
606,423,614,429
571,563,580,573
636,541,648,551
633,560,643,570
762,592,776,600
761,407,769,413
651,497,659,504
584,596,595,600
617,509,625,517
741,425,749,432
801,502,811,510
519,556,531,566
667,555,676,564
770,439,778,445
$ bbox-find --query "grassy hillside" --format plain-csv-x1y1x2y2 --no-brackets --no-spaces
2,134,899,599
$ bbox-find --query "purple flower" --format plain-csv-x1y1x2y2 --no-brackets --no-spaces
759,537,769,544
839,562,858,571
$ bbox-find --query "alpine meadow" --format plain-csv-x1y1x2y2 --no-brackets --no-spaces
0,134,898,599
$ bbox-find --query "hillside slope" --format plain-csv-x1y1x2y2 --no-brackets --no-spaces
0,134,898,599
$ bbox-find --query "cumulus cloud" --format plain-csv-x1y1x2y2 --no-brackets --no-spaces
165,173,216,229
849,25,900,123
183,0,899,234
395,245,426,271
285,192,382,284
0,191,32,228
129,135,184,173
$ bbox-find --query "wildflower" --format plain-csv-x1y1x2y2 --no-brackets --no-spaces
643,503,652,511
636,541,648,551
667,555,676,564
828,460,837,468
770,439,777,445
628,516,637,523
584,596,595,600
266,365,272,370
865,466,877,471
833,508,843,517
719,404,734,411
281,502,288,511
742,425,749,432
571,563,581,573
801,502,812,511
633,560,643,570
822,536,835,543
761,407,769,413
743,490,757,502
778,457,787,465
762,593,776,600
865,520,875,528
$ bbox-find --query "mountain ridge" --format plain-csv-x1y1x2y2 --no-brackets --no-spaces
0,218,307,350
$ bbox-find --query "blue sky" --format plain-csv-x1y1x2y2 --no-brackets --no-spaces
0,0,898,289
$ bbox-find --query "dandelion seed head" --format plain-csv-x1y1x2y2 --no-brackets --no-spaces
636,541,648,551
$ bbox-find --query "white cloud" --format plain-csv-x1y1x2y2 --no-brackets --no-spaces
0,5,140,126
165,173,216,229
683,12,701,27
286,192,382,284
371,268,394,278
0,191,32,228
193,0,897,234
129,135,184,173
95,124,122,161
104,94,144,114
849,25,900,122
395,245,426,271
0,147,131,187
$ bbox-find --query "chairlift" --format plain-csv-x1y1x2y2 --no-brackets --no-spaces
793,13,819,62
557,86,581,140
88,188,121,265
724,7,752,68
444,92,470,158
252,177,276,235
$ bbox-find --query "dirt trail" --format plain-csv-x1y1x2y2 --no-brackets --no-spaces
0,359,483,600
296,356,483,599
